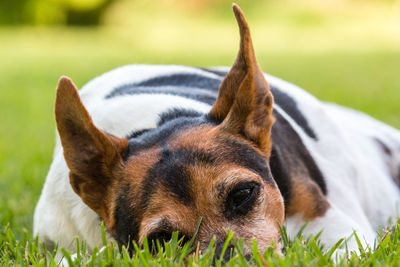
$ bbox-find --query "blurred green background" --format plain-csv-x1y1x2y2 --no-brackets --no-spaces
1,0,400,238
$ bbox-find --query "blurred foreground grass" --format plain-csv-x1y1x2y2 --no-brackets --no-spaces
0,1,400,264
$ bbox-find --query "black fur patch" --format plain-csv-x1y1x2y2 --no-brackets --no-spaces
270,86,317,140
140,165,191,209
131,73,221,90
106,86,218,105
126,129,152,140
105,73,222,104
269,146,291,207
139,146,219,210
125,108,203,160
158,108,203,126
270,110,327,208
114,183,141,246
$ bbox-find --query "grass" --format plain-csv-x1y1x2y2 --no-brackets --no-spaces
1,0,400,265
2,221,400,266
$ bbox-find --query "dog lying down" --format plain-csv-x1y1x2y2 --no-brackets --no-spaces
34,4,400,260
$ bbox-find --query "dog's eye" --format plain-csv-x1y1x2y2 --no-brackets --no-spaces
231,188,252,206
224,182,260,219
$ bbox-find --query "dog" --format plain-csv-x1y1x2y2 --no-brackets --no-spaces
34,4,400,259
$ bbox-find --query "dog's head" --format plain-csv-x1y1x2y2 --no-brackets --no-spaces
55,4,284,258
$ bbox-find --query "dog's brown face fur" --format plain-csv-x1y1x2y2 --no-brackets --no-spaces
55,5,285,257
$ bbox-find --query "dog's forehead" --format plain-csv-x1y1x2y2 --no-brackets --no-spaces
123,124,275,210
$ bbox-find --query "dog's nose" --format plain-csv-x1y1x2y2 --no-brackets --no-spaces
148,231,191,251
214,242,235,262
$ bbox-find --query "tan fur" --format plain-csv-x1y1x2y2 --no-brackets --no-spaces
286,178,329,220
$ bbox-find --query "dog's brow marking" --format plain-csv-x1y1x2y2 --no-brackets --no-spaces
215,137,275,185
140,147,209,210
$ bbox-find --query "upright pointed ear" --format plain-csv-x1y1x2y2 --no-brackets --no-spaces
209,4,274,157
55,76,129,223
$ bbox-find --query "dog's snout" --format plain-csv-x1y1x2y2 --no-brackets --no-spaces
148,231,173,246
148,231,192,250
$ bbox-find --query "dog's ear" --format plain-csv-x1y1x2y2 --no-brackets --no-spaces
55,76,129,223
209,4,274,157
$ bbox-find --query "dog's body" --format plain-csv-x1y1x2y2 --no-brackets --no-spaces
34,64,400,252
34,6,400,258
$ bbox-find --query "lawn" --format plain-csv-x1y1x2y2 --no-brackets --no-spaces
1,1,400,265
